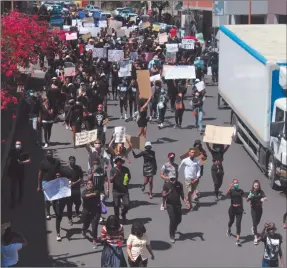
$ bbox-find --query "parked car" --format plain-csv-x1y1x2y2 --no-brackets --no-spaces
100,12,112,20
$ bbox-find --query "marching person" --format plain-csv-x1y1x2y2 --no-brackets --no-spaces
137,97,151,138
110,156,131,224
160,153,178,211
132,142,157,199
40,98,55,148
118,78,128,120
92,104,109,146
246,180,267,245
127,79,138,120
226,179,244,246
178,148,201,210
81,180,102,249
162,176,184,243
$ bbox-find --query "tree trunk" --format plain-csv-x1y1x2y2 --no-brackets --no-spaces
158,8,163,22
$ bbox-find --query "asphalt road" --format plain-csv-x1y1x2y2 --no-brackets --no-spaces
2,82,286,267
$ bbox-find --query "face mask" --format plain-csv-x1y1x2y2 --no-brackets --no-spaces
69,161,75,167
169,157,175,163
233,184,239,189
15,145,21,150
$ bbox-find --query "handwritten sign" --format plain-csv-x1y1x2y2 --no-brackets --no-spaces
84,22,95,28
93,48,106,58
118,60,132,77
158,33,168,44
196,81,205,92
109,20,122,29
108,50,124,62
166,44,179,53
75,129,98,146
203,125,234,145
64,67,76,77
165,65,196,80
152,24,161,32
165,52,176,64
43,178,71,201
114,127,126,143
65,32,78,41
182,39,195,50
63,25,70,32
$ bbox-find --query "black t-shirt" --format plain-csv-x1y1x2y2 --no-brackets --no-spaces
229,188,244,206
40,158,61,182
163,181,184,206
8,149,29,176
61,164,83,191
262,233,283,261
29,97,41,115
248,190,266,207
82,187,101,211
110,166,131,193
93,111,107,129
210,150,225,162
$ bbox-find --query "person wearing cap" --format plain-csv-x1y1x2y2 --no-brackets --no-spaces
148,55,161,70
260,222,284,267
61,156,83,224
160,153,178,211
132,142,157,199
110,156,131,224
37,150,61,220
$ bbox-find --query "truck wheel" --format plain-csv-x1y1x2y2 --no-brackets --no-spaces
231,113,240,143
268,154,277,189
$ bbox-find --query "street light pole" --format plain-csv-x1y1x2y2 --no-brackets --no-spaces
248,0,252,24
11,0,14,11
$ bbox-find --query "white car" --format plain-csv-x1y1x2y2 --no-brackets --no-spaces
114,8,124,16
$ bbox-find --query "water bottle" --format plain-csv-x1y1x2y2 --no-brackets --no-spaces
123,173,129,186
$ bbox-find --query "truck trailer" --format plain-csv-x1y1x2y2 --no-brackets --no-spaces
217,24,287,189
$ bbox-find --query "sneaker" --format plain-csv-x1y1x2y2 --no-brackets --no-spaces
120,115,124,119
68,219,73,226
251,227,254,235
215,196,219,203
226,229,231,237
56,235,62,241
170,237,175,243
92,241,98,249
44,143,48,148
160,123,163,128
124,114,128,120
65,125,69,130
99,217,104,223
160,204,165,211
46,214,51,220
254,238,258,245
174,125,179,129
75,212,81,218
149,116,152,121
236,240,241,246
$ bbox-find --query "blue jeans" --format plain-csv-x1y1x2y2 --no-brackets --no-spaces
262,258,279,267
195,109,203,132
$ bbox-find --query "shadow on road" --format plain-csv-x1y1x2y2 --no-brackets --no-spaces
150,240,171,250
1,107,52,266
177,231,205,241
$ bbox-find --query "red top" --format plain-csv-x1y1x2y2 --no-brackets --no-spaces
101,225,124,246
169,28,177,38
79,44,84,55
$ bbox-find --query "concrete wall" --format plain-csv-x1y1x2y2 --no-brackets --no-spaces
267,0,287,23
224,0,268,15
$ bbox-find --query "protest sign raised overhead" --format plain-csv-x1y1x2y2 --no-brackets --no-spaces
118,60,132,77
114,127,126,143
166,44,179,53
137,70,152,99
158,33,168,44
65,32,77,41
93,48,106,58
125,136,146,150
64,67,76,77
165,52,176,64
81,32,91,41
75,129,98,146
99,20,107,28
43,178,71,201
108,50,124,62
181,39,195,50
203,125,234,145
165,65,196,80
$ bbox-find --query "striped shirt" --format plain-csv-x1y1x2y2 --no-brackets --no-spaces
91,168,107,192
101,225,124,246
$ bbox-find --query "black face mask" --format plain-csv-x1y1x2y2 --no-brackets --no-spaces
69,161,76,167
169,157,175,163
170,178,176,184
46,156,53,161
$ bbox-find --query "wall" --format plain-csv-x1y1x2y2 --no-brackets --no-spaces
224,0,268,15
267,0,287,23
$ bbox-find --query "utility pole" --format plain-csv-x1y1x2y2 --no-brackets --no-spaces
248,0,252,24
11,0,14,11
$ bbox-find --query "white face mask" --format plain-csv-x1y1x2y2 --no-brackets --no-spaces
94,144,101,149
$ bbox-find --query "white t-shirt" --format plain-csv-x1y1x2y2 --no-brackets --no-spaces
127,234,150,260
1,243,23,267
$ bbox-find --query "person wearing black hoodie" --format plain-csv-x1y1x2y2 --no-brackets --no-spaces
28,91,41,146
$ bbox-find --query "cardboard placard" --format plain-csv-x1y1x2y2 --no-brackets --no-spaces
114,126,126,143
99,20,107,28
108,50,124,62
182,39,195,50
195,81,205,92
203,125,234,145
158,33,168,44
165,65,196,80
81,32,91,41
142,21,151,29
166,44,179,53
65,32,78,41
79,28,91,35
150,74,161,82
75,129,98,146
152,24,161,32
125,135,146,150
136,70,152,99
165,52,176,64
130,16,137,22
64,67,76,77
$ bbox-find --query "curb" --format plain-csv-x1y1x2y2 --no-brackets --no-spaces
1,100,25,180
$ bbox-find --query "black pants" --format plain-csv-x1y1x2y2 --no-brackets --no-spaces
166,204,182,239
52,199,67,234
128,255,148,267
82,209,101,240
97,129,106,146
170,94,176,110
67,192,82,219
119,98,127,115
211,164,224,197
251,206,263,235
112,80,118,97
228,206,243,235
211,66,218,83
113,192,130,219
158,104,167,124
129,99,137,118
42,122,53,143
175,109,184,126
10,175,24,207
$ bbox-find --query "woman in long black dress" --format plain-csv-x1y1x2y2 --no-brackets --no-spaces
137,97,151,139
69,101,83,148
132,142,157,199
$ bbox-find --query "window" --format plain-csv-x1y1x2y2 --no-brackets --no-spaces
275,107,285,122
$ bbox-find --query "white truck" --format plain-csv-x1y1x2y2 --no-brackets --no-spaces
217,25,287,189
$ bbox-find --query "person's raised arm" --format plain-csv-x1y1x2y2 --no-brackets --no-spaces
223,145,230,154
108,137,115,155
205,142,213,153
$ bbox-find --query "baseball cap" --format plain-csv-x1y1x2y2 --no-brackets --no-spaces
114,156,125,163
145,141,152,148
168,153,175,159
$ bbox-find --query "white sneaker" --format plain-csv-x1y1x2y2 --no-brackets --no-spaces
149,116,152,121
46,214,51,220
251,227,254,235
254,238,258,245
44,143,48,148
56,235,61,241
65,125,69,130
160,204,165,211
120,115,124,119
124,114,128,120
160,123,163,128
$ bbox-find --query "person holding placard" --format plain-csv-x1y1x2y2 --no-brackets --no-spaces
127,79,139,120
108,136,132,167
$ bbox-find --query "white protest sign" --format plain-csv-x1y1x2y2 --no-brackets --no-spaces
84,22,95,28
79,28,91,35
72,19,81,26
109,20,122,29
85,44,94,52
108,50,124,62
75,129,98,146
203,125,234,145
150,74,161,82
196,81,205,92
166,44,179,53
64,67,76,77
117,29,126,37
118,60,132,77
162,65,173,76
182,39,195,50
90,27,101,37
65,32,78,41
99,20,107,28
207,66,212,76
158,33,168,44
165,66,196,80
63,25,70,31
43,178,71,201
93,48,106,58
114,126,126,143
